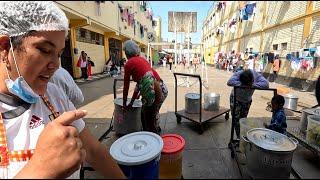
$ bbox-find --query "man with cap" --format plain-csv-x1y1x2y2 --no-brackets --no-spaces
0,1,125,179
122,40,168,134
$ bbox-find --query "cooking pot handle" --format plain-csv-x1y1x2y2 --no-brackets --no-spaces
242,135,250,143
242,135,252,152
289,137,299,145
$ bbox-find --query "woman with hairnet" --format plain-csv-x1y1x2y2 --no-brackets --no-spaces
123,40,168,134
0,1,125,179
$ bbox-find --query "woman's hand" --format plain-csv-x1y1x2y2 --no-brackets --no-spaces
15,110,87,179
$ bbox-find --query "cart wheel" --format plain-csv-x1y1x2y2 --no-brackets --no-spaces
176,116,182,124
198,124,204,134
225,112,229,121
231,150,235,159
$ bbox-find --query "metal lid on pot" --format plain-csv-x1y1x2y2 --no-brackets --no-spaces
247,128,297,152
114,98,142,107
110,131,163,166
283,94,298,99
185,93,200,99
204,93,220,97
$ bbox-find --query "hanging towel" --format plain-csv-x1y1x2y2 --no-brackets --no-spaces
290,58,301,71
315,46,320,57
245,3,256,15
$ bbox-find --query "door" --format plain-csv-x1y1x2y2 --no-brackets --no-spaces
60,35,74,78
109,38,122,66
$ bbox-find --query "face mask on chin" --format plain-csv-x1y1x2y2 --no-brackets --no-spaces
4,38,39,104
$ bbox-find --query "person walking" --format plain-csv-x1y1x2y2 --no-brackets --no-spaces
122,40,168,134
168,55,173,71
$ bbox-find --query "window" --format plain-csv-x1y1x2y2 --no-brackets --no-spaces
273,44,278,51
281,42,287,50
77,28,104,45
80,29,86,38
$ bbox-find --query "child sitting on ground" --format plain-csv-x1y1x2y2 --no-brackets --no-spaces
264,94,287,134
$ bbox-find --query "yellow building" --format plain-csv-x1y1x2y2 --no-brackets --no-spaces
202,1,320,90
55,1,156,78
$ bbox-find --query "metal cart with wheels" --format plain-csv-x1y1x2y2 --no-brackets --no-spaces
173,72,230,134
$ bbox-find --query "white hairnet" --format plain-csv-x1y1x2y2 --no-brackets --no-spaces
0,1,69,37
123,40,141,58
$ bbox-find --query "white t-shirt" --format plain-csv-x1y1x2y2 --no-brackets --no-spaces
246,59,255,70
50,67,84,106
0,83,85,179
80,60,87,68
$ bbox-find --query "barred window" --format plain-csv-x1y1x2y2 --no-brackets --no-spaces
77,28,104,46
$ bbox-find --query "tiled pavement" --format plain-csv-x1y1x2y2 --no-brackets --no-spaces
77,65,320,179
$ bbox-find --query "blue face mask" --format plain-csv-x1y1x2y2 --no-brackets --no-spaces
4,39,39,104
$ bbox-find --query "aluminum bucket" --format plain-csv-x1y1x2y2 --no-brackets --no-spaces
114,98,143,136
204,93,220,111
185,93,200,114
283,94,298,110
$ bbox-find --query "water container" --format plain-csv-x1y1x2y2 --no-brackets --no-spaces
159,134,185,179
306,115,320,146
114,98,143,136
110,131,164,179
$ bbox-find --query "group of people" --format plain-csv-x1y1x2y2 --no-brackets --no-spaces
215,50,281,81
77,50,95,80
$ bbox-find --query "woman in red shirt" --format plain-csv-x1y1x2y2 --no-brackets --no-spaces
122,40,168,134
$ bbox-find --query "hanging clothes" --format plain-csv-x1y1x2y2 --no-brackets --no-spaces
286,54,292,60
230,25,236,33
245,3,256,15
315,46,320,57
140,24,144,38
123,8,129,22
128,13,134,27
290,57,301,71
119,6,124,21
134,20,136,35
239,1,246,9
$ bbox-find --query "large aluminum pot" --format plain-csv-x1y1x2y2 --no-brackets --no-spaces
283,94,298,110
114,98,143,136
185,93,200,114
300,108,320,133
243,128,298,179
204,93,220,111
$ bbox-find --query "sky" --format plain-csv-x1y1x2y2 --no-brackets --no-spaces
149,1,214,44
